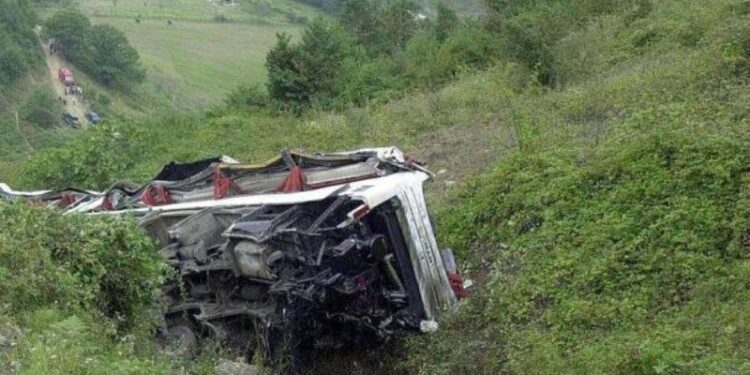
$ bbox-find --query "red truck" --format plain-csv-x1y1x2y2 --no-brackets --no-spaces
58,67,74,86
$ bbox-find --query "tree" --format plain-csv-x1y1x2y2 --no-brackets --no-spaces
224,84,267,111
43,10,144,89
21,88,59,128
340,0,383,53
0,0,38,35
435,2,459,41
266,33,308,111
266,20,358,111
403,31,441,86
379,0,421,53
0,34,28,84
42,9,91,56
86,25,145,87
297,19,356,103
0,0,39,84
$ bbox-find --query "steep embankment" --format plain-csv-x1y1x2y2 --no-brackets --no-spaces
3,0,750,374
404,1,750,374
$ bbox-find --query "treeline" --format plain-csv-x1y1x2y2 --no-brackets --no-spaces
42,9,145,89
483,0,652,85
0,0,39,84
253,0,496,113
251,0,649,114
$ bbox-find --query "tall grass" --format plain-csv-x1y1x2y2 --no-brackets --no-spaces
403,0,750,373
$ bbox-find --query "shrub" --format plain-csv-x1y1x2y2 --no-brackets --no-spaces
224,84,268,111
266,20,358,111
0,203,165,327
0,203,175,374
214,13,230,23
21,87,59,128
0,0,38,84
412,129,750,374
720,22,750,80
403,31,442,86
42,8,91,56
19,124,148,190
337,56,405,106
0,35,28,84
435,25,498,80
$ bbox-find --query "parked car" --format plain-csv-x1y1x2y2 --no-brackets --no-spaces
86,111,101,125
62,112,81,128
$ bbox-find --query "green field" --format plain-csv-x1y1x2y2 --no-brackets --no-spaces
70,0,321,110
80,0,320,23
99,18,301,108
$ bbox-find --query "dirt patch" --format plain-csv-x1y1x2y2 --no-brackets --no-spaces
411,120,514,201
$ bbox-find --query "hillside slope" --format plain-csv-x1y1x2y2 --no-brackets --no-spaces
71,0,320,110
2,0,749,374
403,1,750,374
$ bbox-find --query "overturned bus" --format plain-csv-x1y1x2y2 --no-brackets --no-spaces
1,147,462,364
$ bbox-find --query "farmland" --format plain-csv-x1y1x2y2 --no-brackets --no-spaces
99,18,301,108
60,0,321,110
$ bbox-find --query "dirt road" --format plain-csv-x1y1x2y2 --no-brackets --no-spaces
38,32,89,123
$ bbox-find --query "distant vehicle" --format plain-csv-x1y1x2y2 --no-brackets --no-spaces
62,112,80,128
58,67,74,86
86,112,101,125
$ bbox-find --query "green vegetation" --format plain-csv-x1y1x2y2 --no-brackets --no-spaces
2,0,750,373
105,17,302,108
78,0,319,24
21,87,60,128
0,203,180,374
402,0,750,373
73,0,321,110
44,9,145,89
0,0,38,84
0,0,70,183
265,0,498,111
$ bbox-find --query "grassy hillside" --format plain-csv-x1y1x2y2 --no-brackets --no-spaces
0,70,78,185
80,0,319,23
0,0,319,179
402,0,750,373
3,0,750,374
40,0,321,111
100,18,300,107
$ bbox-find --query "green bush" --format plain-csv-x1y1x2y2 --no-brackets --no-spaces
19,124,149,190
87,24,146,88
0,35,28,84
337,56,405,106
266,19,359,111
0,0,38,84
43,9,145,89
21,88,60,128
0,203,184,375
223,84,268,112
0,203,165,326
410,129,750,374
403,31,442,86
435,25,498,80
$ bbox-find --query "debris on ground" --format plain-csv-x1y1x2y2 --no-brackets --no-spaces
1,147,464,370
